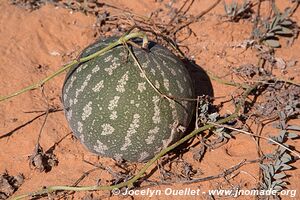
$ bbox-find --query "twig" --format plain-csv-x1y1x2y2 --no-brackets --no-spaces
251,0,262,39
206,71,250,89
274,78,300,87
290,1,299,17
174,0,221,35
0,108,63,139
137,160,261,194
54,167,102,199
195,96,201,129
125,39,199,102
36,87,49,146
179,159,260,184
73,168,101,187
208,122,300,158
165,0,194,28
123,41,169,100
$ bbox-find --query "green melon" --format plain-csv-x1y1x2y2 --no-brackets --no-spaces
62,37,195,162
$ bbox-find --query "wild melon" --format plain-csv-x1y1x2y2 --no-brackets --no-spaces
62,37,195,162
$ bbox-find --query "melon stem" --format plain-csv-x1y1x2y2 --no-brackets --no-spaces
0,31,147,102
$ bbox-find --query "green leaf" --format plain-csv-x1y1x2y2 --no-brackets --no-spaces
287,132,299,139
271,180,286,191
275,27,294,35
274,159,282,166
287,125,300,131
280,153,292,163
264,172,272,187
273,185,283,191
271,3,281,17
278,146,287,156
265,32,276,38
224,2,228,13
271,25,283,32
264,153,275,159
283,7,292,18
274,159,283,172
270,16,279,29
271,179,284,187
222,132,232,139
280,163,293,171
260,164,268,171
273,173,286,179
269,165,275,176
208,113,219,121
279,130,287,139
274,164,281,172
281,19,293,26
261,182,268,189
265,39,281,48
280,181,287,186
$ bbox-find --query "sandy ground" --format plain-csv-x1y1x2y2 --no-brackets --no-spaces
0,0,299,199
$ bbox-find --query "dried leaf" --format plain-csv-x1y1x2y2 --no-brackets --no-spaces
275,57,286,69
286,60,297,68
193,145,206,162
0,173,24,198
265,39,281,48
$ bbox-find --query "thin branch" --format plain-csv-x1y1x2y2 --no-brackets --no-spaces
36,87,49,145
0,108,63,139
123,41,169,100
174,0,222,35
208,122,300,158
290,1,299,16
175,159,260,184
251,0,262,39
206,71,250,89
165,0,194,28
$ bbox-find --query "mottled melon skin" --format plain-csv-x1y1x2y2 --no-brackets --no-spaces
62,37,195,162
